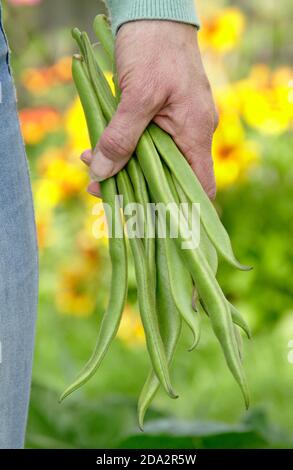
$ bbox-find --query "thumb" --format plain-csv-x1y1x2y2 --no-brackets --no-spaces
90,94,153,181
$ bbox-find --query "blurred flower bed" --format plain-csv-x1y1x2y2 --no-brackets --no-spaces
3,0,293,448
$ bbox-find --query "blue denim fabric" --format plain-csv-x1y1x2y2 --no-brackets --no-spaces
0,3,38,449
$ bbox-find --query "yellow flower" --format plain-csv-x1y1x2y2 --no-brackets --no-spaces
199,8,246,54
213,112,259,188
237,65,293,135
46,157,87,197
34,178,62,210
80,204,109,248
65,98,91,153
57,291,94,317
104,71,115,95
56,264,96,317
37,147,88,201
118,304,145,347
35,210,54,251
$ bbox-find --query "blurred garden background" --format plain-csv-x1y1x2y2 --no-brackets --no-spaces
2,0,293,448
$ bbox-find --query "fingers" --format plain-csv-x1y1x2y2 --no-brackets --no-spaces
80,149,92,165
89,93,154,182
87,180,101,198
177,135,216,200
170,122,216,200
80,150,101,198
154,101,218,200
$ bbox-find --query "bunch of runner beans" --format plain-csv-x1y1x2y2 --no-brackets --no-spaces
60,16,252,428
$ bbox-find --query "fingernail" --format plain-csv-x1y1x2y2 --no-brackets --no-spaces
87,181,101,197
90,150,115,182
81,149,92,164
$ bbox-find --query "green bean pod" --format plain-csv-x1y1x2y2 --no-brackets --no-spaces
60,57,127,401
148,123,251,272
84,27,170,388
200,298,251,341
200,225,219,275
234,325,244,362
135,131,249,407
127,159,180,426
93,15,115,62
172,175,219,276
127,157,157,312
116,170,177,399
229,303,251,339
173,176,251,340
138,235,182,430
80,31,116,120
160,165,201,350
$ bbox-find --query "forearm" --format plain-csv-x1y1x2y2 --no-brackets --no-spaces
105,0,200,35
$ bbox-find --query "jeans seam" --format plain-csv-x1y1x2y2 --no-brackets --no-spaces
0,11,11,75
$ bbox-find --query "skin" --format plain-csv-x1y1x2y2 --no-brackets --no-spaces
81,20,218,198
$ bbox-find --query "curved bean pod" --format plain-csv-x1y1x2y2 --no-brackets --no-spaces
172,175,219,276
136,131,249,408
234,325,244,362
93,15,115,62
84,28,171,392
60,57,127,401
229,303,251,339
127,158,155,270
148,123,251,272
138,236,182,430
81,31,116,120
173,177,251,340
116,170,177,399
164,237,200,351
160,164,200,350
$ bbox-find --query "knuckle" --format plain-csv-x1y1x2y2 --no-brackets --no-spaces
197,102,214,124
130,84,161,114
99,125,134,161
123,72,166,114
207,184,217,200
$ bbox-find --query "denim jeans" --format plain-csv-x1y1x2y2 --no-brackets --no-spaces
0,3,38,448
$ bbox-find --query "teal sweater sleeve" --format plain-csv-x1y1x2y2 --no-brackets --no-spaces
106,0,200,35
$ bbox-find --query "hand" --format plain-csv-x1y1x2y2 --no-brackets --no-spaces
81,20,218,199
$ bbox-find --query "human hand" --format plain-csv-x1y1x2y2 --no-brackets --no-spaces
81,20,218,199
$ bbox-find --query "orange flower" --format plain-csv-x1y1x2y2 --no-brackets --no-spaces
19,107,62,144
21,56,72,94
53,57,72,82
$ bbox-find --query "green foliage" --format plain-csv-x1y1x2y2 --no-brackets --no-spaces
218,133,293,330
26,385,289,449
